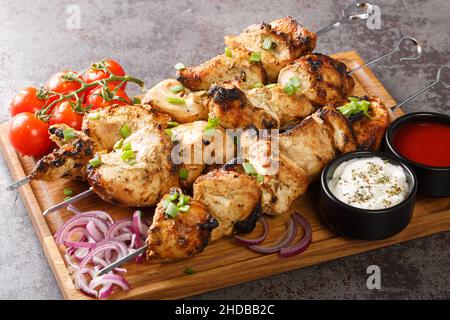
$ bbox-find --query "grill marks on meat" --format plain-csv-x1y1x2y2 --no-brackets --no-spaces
207,82,279,129
176,49,268,91
142,79,209,123
31,124,95,181
278,54,355,107
87,126,179,207
193,169,261,241
225,16,317,82
146,188,218,262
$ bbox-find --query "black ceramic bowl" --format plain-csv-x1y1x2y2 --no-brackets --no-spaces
319,151,417,240
385,112,450,197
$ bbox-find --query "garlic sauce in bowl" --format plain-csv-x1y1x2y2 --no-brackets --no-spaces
328,157,409,210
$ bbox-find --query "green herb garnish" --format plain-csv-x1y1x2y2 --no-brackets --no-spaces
63,128,77,141
63,188,73,196
283,76,301,96
166,96,186,105
262,38,273,50
89,156,102,168
169,85,185,93
119,124,131,138
225,46,232,58
249,52,261,63
183,268,196,275
203,117,220,136
337,97,372,118
174,63,186,70
179,168,189,180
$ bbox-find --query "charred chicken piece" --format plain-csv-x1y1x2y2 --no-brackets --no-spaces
86,126,179,207
278,54,355,107
176,48,268,91
142,79,209,123
82,104,172,151
193,169,261,241
225,16,317,82
30,124,96,181
207,81,279,129
146,188,218,262
171,121,235,190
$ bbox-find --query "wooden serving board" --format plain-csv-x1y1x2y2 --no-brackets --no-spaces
1,51,450,300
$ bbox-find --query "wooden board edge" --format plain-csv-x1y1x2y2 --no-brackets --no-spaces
0,122,87,300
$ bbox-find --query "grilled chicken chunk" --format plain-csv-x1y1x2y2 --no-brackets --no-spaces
193,169,261,241
30,124,96,181
142,79,209,123
146,188,218,262
225,16,317,82
207,82,279,129
242,102,389,215
82,104,171,151
171,121,235,189
87,126,178,207
176,48,268,91
278,54,355,107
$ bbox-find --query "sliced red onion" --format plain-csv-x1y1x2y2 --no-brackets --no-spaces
234,215,269,246
81,210,114,224
55,214,109,245
73,247,90,261
132,210,148,236
67,204,82,215
63,240,97,249
247,216,297,254
86,221,105,242
79,239,129,271
279,213,312,257
106,219,133,239
89,274,131,292
98,284,114,299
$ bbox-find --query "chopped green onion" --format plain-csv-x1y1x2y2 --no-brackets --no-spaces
127,159,137,166
63,128,77,141
283,83,296,96
265,83,278,89
89,156,102,168
252,83,264,89
169,85,185,93
168,192,179,201
337,97,372,119
121,141,132,151
174,63,186,70
121,150,135,161
165,202,180,218
88,112,100,120
288,76,301,88
119,124,131,138
249,52,261,63
114,139,124,150
167,121,179,128
163,198,171,209
132,97,141,105
179,205,190,212
63,188,73,196
242,163,258,175
225,46,232,57
256,174,264,183
166,96,186,105
179,168,189,180
262,38,273,50
207,117,220,127
178,194,190,206
183,268,196,275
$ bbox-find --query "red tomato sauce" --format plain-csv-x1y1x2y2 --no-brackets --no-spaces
392,121,450,167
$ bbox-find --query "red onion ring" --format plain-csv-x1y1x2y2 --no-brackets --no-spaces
279,213,312,257
234,215,269,246
248,216,297,254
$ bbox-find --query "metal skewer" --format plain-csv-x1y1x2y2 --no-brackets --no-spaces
316,3,375,36
97,245,147,276
391,64,450,111
42,187,94,216
348,36,422,75
5,176,31,191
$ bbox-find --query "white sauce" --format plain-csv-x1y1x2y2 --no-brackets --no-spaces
328,157,409,210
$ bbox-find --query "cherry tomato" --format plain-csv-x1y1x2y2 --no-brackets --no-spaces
44,70,82,104
81,59,126,95
85,84,131,110
9,112,53,157
49,100,84,130
9,87,48,116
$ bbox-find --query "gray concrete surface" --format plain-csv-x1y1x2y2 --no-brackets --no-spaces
0,0,449,300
